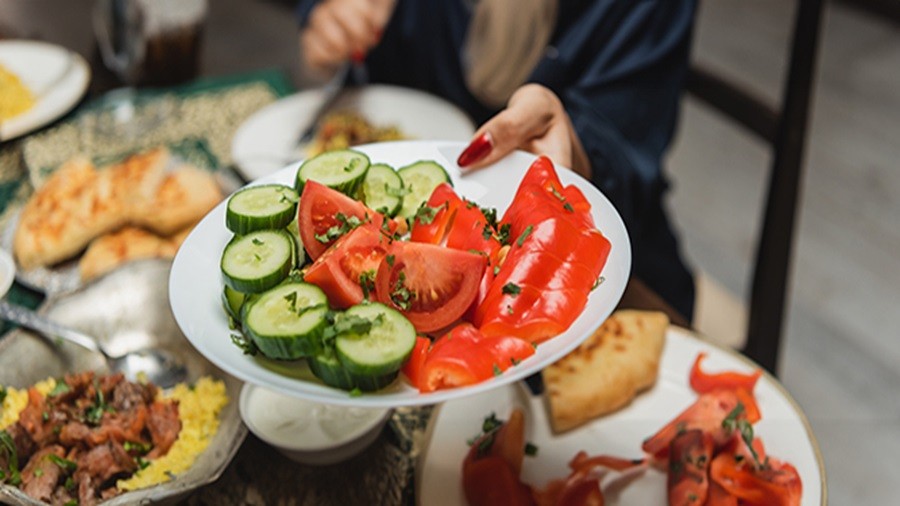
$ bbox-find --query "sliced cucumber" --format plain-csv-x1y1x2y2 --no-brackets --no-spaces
286,217,307,267
221,230,294,293
397,160,451,219
226,184,299,235
308,348,398,392
222,285,246,323
242,282,329,359
360,163,404,217
335,303,416,377
296,149,370,196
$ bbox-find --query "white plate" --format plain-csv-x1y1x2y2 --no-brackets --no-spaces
231,85,476,181
0,248,14,298
170,140,631,407
0,40,90,141
418,326,826,505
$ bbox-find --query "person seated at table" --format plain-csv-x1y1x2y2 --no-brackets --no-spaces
295,0,698,320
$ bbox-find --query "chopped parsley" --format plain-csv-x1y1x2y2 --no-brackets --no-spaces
231,333,259,356
385,184,411,198
390,271,414,311
591,276,605,291
515,225,534,247
252,238,264,246
413,203,444,225
386,254,395,267
48,381,71,397
0,430,22,486
359,270,377,299
496,223,512,245
349,387,363,398
492,364,503,377
502,283,521,296
48,454,78,472
314,213,364,244
563,202,575,213
510,357,522,366
123,441,152,455
481,206,499,228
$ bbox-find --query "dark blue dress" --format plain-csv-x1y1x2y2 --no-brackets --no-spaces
296,0,698,319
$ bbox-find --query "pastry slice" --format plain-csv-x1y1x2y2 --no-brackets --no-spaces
542,310,668,433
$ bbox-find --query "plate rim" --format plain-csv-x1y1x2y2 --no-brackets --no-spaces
0,39,91,141
170,140,632,407
415,325,827,506
230,84,476,181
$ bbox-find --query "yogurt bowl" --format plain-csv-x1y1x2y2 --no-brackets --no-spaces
239,382,392,465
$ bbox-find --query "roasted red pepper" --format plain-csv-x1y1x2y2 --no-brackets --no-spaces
689,352,762,394
476,157,611,343
667,429,714,506
710,448,802,506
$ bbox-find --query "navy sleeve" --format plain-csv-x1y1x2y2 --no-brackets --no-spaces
295,0,321,27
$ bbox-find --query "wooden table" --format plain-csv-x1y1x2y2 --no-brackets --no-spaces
0,2,690,504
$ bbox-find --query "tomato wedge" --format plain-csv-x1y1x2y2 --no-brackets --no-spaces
462,409,534,506
303,223,389,308
374,241,485,332
298,180,391,260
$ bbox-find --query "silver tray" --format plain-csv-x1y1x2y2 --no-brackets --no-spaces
0,259,247,506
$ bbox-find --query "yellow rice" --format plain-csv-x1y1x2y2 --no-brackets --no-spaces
0,63,35,121
0,376,228,492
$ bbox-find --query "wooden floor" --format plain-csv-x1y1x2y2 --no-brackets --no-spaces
667,1,900,503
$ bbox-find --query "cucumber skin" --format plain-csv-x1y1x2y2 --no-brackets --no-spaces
222,285,246,323
296,150,371,197
221,230,294,294
308,352,398,392
225,184,298,235
334,303,417,377
242,306,328,360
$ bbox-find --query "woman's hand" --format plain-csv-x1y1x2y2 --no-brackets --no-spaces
457,84,590,179
299,0,395,76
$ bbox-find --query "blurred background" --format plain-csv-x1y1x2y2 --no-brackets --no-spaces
1,0,898,503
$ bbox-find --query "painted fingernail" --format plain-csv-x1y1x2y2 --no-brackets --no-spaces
457,132,493,167
351,50,365,63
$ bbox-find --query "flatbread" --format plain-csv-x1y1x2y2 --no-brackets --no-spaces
542,310,668,433
13,148,221,272
78,226,191,281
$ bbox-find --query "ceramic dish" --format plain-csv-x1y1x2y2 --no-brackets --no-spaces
418,326,826,505
239,383,391,465
0,259,247,506
170,140,631,407
0,249,14,298
0,40,90,141
231,85,475,181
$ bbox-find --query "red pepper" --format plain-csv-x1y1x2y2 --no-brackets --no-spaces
667,429,714,506
476,157,611,343
710,451,802,506
689,352,762,394
400,336,431,389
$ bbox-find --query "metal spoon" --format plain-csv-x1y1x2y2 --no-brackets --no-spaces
0,301,187,388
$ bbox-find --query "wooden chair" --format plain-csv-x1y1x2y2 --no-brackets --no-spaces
684,0,825,374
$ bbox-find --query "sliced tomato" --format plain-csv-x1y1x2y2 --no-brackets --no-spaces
411,183,502,259
298,180,390,260
667,429,714,506
303,224,389,308
374,241,485,332
690,352,763,394
400,336,431,389
409,183,457,244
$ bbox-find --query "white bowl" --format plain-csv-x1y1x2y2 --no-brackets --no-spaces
239,383,392,465
0,248,15,298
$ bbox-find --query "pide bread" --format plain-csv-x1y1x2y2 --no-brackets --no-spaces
13,147,220,273
542,310,668,433
78,226,191,281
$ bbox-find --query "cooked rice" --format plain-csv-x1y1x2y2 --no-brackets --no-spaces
0,63,35,121
0,376,228,492
0,378,57,430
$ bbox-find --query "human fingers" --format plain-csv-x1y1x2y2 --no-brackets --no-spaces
327,0,383,56
457,84,558,170
303,4,355,70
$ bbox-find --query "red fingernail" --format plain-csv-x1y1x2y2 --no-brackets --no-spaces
351,50,365,63
457,132,493,167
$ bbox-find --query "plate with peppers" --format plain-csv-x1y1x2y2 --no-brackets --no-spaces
169,140,630,407
418,326,825,505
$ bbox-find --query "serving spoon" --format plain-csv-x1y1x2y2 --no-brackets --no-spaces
0,301,187,388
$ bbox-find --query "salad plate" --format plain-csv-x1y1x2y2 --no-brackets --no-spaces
169,140,631,407
417,326,826,505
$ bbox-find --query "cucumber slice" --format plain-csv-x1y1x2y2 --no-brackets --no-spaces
296,149,370,196
360,163,404,217
242,282,329,359
335,303,416,377
222,285,246,323
396,160,451,219
221,230,293,293
308,349,398,392
226,184,299,234
286,217,307,267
